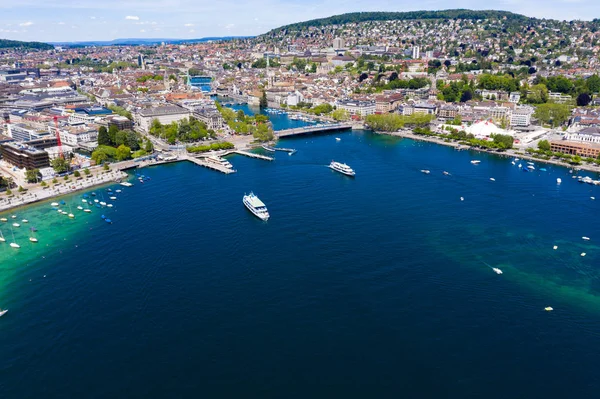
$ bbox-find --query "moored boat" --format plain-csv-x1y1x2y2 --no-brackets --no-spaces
243,192,270,221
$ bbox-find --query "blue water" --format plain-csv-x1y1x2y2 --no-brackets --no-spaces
2,128,600,397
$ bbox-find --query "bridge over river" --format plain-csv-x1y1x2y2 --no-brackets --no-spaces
275,123,353,138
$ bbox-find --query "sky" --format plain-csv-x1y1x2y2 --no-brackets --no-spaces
0,0,597,43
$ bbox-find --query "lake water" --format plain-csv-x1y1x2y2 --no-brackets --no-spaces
1,111,600,398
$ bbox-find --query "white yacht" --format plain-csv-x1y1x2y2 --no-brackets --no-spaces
492,268,503,275
243,192,270,221
206,156,233,169
329,161,355,177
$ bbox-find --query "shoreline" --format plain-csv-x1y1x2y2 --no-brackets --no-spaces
0,169,128,214
375,130,600,175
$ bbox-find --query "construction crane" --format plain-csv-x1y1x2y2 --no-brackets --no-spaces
53,115,64,159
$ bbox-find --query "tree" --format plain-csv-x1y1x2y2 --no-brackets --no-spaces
84,168,91,175
145,140,154,153
534,103,572,127
538,139,551,151
108,125,119,146
253,123,274,142
51,157,69,173
259,90,268,108
527,84,549,104
460,89,473,103
25,169,40,183
587,75,600,93
103,163,110,171
98,126,111,146
73,170,81,178
237,109,246,121
332,109,350,121
115,144,132,161
577,93,592,106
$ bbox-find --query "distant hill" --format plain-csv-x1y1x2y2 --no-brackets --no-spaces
0,39,54,50
51,36,252,47
265,9,530,34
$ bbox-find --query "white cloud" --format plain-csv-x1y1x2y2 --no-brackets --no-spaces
57,22,65,25
189,29,195,33
184,23,194,27
90,16,96,20
225,23,235,30
125,16,139,20
19,21,33,27
140,29,146,32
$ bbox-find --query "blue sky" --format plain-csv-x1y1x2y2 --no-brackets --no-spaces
0,0,596,42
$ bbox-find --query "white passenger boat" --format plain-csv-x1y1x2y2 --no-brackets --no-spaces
206,156,233,169
329,161,355,177
243,192,270,221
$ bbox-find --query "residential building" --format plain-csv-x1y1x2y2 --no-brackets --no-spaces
333,37,345,50
375,93,403,113
510,106,534,127
509,92,521,103
412,46,420,60
438,104,459,119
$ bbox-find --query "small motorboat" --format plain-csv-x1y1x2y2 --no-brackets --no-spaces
99,201,107,206
0,309,8,317
335,137,341,141
68,213,75,219
109,197,117,200
540,168,547,172
0,218,7,222
591,197,596,200
527,165,535,170
582,237,590,241
557,178,562,184
460,197,464,201
12,223,19,228
83,209,92,213
581,252,587,257
420,170,430,174
470,160,481,165
105,218,112,224
77,206,83,210
107,204,113,208
29,237,38,243
553,245,558,250
116,190,122,193
545,307,553,312
11,215,16,219
443,171,450,176
94,199,99,203
82,199,88,203
51,202,59,207
21,219,28,223
492,268,503,275
490,178,495,181
10,243,20,249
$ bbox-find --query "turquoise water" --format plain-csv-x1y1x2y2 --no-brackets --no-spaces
1,117,600,396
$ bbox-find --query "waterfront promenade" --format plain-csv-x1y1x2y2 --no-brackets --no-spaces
0,169,127,212
275,122,353,137
380,129,600,174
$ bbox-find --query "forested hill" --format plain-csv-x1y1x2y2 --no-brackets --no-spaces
266,9,529,34
0,39,54,50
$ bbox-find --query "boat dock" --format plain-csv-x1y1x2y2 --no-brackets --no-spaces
185,155,236,174
231,150,274,161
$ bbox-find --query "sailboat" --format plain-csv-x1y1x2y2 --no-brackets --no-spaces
9,226,19,248
29,227,38,243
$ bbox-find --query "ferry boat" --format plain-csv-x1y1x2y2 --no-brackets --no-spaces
243,192,270,221
206,156,233,169
329,161,355,177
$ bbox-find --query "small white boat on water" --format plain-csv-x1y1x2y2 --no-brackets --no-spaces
515,158,520,162
68,213,75,219
490,178,495,181
471,160,481,165
51,202,59,207
528,165,535,170
110,197,117,200
553,245,558,250
581,252,587,257
10,243,20,249
107,204,113,208
591,197,596,200
460,197,464,201
545,307,553,312
443,171,451,176
77,206,83,210
527,162,535,165
511,161,515,165
518,163,522,168
81,199,87,203
29,237,38,243
120,182,133,187
582,236,590,241
12,223,19,228
116,190,122,193
94,199,99,203
11,215,16,219
557,178,562,184
0,218,7,222
421,170,430,174
99,201,107,206
0,231,5,242
492,268,503,275
335,137,341,141
83,209,92,213
22,219,28,223
0,309,8,317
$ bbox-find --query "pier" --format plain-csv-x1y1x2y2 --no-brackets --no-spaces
274,147,297,155
230,150,274,161
275,122,353,138
185,155,236,174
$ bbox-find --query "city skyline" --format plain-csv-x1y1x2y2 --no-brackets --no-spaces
0,0,597,43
